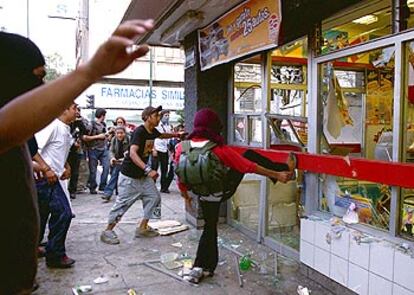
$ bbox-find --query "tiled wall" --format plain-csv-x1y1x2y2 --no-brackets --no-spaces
300,218,414,295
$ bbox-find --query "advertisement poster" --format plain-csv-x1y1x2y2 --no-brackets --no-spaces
198,0,281,71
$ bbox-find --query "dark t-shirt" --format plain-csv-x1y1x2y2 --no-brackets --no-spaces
86,120,107,150
0,145,39,293
121,125,161,179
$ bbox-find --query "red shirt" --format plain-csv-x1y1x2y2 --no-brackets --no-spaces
174,137,257,192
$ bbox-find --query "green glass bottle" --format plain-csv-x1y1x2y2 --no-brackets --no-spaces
239,255,252,271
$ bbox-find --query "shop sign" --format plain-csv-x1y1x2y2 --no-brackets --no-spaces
198,0,281,71
80,83,184,110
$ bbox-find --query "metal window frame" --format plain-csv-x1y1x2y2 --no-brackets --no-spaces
227,11,414,258
309,28,414,238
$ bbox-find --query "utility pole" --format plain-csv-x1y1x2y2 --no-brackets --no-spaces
149,47,153,106
77,0,89,65
26,0,29,37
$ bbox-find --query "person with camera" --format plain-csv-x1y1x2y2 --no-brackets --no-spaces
82,108,110,194
102,126,130,201
68,106,89,199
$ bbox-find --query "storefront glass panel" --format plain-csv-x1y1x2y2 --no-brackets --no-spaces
319,46,395,230
234,55,262,113
265,38,308,250
401,40,414,238
233,116,247,144
249,116,262,145
230,55,263,233
321,176,391,230
322,3,391,55
405,0,414,30
230,176,261,232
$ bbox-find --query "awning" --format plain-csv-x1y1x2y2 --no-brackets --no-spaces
122,0,246,47
123,0,362,48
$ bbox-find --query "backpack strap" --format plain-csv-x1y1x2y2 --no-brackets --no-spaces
199,141,217,153
181,140,192,154
180,140,191,184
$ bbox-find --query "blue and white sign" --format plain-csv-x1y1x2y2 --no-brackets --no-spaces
81,83,184,110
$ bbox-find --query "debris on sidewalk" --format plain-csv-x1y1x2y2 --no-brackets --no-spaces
142,261,199,287
343,202,359,224
239,255,252,271
234,255,243,288
127,289,137,295
160,252,182,269
221,243,258,267
148,220,181,228
148,220,189,236
297,285,311,295
171,242,183,248
72,285,92,295
93,276,109,284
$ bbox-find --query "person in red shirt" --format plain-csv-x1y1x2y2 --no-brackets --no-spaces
175,108,295,283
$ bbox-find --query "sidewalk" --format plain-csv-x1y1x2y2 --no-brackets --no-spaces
34,184,334,295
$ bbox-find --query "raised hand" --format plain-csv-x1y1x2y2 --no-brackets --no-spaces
84,19,154,80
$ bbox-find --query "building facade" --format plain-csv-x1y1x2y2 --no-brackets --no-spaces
77,0,185,125
121,0,414,294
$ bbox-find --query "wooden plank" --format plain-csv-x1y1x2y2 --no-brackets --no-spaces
230,146,414,188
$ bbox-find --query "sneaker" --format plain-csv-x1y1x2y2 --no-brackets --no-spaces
160,189,170,194
135,227,159,238
46,255,75,268
183,267,203,284
70,193,76,199
32,280,39,292
100,230,120,245
90,190,97,195
101,194,111,202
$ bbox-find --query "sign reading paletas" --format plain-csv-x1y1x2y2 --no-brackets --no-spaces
198,0,281,71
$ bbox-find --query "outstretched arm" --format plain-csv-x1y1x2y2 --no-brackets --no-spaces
0,19,153,154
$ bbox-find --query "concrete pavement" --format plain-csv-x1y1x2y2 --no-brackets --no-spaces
34,184,334,295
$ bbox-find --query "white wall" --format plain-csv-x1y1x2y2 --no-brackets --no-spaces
300,218,414,295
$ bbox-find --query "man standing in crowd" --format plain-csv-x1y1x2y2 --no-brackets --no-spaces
102,126,130,201
82,108,110,194
153,110,174,193
35,103,78,268
68,106,89,199
100,106,183,244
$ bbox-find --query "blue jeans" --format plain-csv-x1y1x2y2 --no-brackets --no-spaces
87,148,110,191
36,179,73,259
103,163,121,197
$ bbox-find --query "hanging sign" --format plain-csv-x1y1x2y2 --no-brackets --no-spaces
198,0,281,71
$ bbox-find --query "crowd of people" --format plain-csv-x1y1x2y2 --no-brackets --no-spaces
0,18,296,294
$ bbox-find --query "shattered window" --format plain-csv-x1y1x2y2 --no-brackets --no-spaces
319,46,394,230
321,176,390,230
234,55,262,113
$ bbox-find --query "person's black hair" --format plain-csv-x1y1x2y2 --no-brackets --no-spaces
95,108,107,119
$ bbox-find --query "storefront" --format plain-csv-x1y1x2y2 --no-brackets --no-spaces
123,0,414,293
